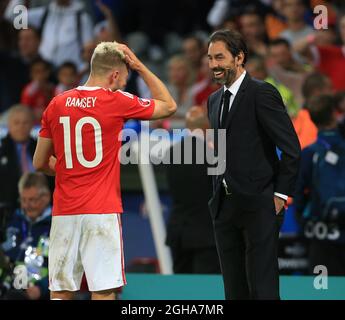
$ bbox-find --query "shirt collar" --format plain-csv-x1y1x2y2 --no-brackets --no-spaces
223,70,246,96
76,86,103,91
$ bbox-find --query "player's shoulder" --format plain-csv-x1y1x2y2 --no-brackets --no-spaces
115,89,136,100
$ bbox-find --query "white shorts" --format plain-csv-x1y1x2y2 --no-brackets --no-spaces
48,213,126,292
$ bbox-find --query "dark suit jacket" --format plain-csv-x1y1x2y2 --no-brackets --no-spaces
207,72,301,218
165,135,216,249
0,134,37,211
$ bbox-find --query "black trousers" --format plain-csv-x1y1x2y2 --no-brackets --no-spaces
213,190,284,300
170,244,221,274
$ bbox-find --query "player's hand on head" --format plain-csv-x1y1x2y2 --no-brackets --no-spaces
117,44,142,71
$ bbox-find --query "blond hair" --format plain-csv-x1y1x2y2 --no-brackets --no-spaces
90,41,126,76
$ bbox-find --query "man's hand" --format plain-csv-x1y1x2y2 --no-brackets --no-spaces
49,155,57,172
274,195,285,215
26,285,41,300
117,44,144,72
96,0,112,17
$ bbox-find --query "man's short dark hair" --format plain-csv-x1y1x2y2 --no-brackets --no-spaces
240,9,265,23
18,172,50,195
184,34,205,49
57,61,78,74
308,94,336,128
269,38,291,49
302,72,330,100
30,57,51,71
208,29,248,66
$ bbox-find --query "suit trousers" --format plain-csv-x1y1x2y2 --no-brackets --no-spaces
213,188,284,300
170,244,221,274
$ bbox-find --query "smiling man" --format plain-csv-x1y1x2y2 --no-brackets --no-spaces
206,29,301,300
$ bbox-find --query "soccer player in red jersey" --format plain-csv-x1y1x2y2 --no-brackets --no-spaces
33,42,177,300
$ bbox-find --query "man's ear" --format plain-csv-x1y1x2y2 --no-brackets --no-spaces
109,70,119,83
236,52,245,66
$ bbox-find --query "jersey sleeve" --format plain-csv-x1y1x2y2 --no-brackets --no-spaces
39,98,54,138
115,90,155,120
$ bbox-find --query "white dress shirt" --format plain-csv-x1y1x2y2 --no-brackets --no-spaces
220,71,288,201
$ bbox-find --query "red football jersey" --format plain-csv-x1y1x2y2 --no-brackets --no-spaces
39,86,155,216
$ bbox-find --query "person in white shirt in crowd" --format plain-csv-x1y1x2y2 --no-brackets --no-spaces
5,0,94,71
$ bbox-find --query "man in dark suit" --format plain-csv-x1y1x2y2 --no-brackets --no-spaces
165,106,220,274
0,105,37,213
207,30,301,299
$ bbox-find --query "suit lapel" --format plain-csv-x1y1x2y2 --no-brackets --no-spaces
212,89,223,130
225,72,251,129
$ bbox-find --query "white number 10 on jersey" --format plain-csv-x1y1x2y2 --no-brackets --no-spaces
59,116,103,168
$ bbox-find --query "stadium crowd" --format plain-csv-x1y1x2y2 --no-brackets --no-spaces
1,0,345,299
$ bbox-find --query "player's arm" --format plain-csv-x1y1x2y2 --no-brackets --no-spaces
33,137,56,176
118,44,177,120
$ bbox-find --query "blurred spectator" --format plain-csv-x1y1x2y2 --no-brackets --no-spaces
1,172,51,299
293,15,345,91
166,55,195,128
20,58,55,124
191,55,221,108
335,91,345,123
5,0,94,71
182,35,206,82
265,0,288,40
239,10,269,57
279,0,314,46
294,94,345,276
246,56,300,117
302,72,333,103
79,40,97,85
292,72,333,149
55,62,78,96
18,27,41,64
219,15,240,32
165,107,220,274
0,27,41,114
207,0,270,29
268,38,311,106
0,105,35,213
93,0,122,43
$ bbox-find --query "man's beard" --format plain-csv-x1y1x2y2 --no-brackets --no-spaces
212,67,237,86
